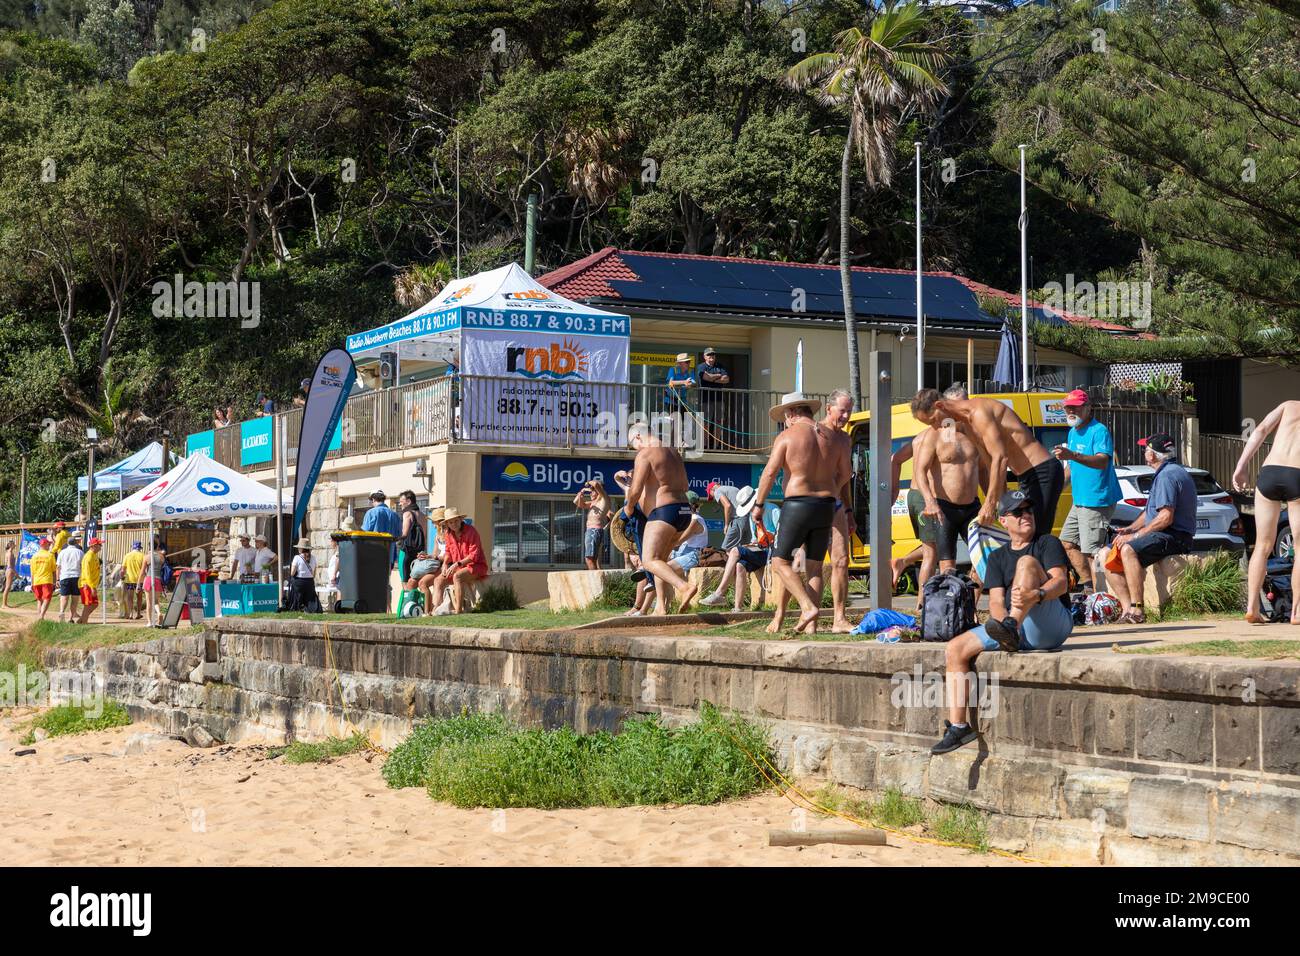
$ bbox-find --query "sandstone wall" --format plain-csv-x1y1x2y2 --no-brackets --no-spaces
45,619,1300,865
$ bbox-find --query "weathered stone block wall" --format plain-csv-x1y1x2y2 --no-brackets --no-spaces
45,619,1300,865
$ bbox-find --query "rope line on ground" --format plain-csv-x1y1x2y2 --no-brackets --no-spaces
320,621,383,754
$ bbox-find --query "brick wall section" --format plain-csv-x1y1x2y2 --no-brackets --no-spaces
44,618,1300,865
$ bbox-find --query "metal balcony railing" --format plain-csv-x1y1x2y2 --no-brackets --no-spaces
202,377,822,473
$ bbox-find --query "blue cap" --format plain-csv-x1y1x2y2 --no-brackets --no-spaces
131,541,143,550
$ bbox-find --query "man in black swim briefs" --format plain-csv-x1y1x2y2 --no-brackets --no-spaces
753,391,852,636
622,424,699,613
1013,456,1065,538
1233,400,1300,624
911,389,1061,540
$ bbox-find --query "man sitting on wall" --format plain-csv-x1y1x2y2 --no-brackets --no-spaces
932,490,1074,755
1106,433,1198,624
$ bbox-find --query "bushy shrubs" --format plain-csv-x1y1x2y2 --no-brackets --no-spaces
382,704,770,808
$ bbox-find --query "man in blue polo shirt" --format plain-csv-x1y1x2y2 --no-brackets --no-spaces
361,489,403,567
1054,388,1123,592
1107,433,1197,624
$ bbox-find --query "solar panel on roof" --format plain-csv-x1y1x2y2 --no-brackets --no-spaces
605,254,1004,326
775,269,844,296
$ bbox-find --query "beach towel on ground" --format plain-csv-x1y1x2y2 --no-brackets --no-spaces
851,607,917,635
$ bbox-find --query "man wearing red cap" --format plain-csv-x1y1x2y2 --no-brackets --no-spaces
30,537,56,620
50,520,69,556
1053,388,1122,591
78,538,103,624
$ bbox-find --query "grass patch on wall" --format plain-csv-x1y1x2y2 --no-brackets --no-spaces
382,704,771,809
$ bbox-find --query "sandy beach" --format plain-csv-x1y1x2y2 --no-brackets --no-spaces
0,716,1025,867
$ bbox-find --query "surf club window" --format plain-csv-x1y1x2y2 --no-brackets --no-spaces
924,360,992,393
491,496,595,568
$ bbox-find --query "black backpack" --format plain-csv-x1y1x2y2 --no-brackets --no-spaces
920,572,978,642
1262,557,1292,623
403,513,426,553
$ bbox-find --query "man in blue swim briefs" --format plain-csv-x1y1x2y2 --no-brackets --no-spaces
622,423,697,614
752,391,852,636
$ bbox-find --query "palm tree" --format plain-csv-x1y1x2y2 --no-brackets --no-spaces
787,2,950,404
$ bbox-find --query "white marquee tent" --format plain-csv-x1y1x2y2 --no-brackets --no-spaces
97,454,290,625
102,453,286,525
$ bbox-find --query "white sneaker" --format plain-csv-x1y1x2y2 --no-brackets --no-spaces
699,593,727,607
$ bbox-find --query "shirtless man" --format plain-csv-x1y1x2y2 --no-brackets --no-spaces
911,412,987,573
911,389,1061,537
814,388,856,633
621,423,697,614
1233,400,1300,624
891,384,974,588
752,392,852,635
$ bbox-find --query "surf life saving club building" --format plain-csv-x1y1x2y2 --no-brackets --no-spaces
183,252,1105,603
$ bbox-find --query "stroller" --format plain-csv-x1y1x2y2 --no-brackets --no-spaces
1261,556,1294,623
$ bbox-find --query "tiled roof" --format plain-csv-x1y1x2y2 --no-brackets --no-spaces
538,248,1135,334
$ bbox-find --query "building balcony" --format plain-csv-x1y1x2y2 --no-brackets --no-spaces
204,377,826,474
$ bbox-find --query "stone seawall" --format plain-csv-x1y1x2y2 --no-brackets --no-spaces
45,618,1300,865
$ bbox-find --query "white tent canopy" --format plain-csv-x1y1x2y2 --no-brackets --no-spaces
101,454,288,525
345,261,629,363
78,441,178,493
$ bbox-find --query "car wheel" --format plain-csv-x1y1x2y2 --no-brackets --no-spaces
1275,527,1294,561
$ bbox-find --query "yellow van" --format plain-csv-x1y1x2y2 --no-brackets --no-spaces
845,391,1073,574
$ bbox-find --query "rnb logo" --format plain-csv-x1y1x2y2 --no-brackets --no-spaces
505,339,589,381
504,289,551,301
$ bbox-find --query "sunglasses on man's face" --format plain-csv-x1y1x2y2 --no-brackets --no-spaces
1005,507,1034,519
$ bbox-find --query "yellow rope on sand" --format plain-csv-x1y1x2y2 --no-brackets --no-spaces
320,621,383,754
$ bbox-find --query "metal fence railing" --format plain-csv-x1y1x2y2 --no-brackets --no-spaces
201,378,819,473
1200,432,1267,490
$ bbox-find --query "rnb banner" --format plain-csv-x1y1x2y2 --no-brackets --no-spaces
461,328,629,445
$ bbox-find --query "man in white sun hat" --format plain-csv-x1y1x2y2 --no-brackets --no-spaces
700,482,760,608
751,391,851,635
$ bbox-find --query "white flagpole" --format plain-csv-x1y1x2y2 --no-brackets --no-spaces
1019,144,1029,390
455,127,461,281
795,339,804,393
915,142,925,391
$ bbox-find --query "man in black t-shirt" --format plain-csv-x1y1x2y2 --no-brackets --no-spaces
932,489,1075,755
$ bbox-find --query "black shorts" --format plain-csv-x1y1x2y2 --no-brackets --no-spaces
1257,465,1300,503
935,498,980,563
773,496,836,562
1016,457,1065,538
1130,530,1193,568
58,578,79,597
737,547,768,573
647,501,693,532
